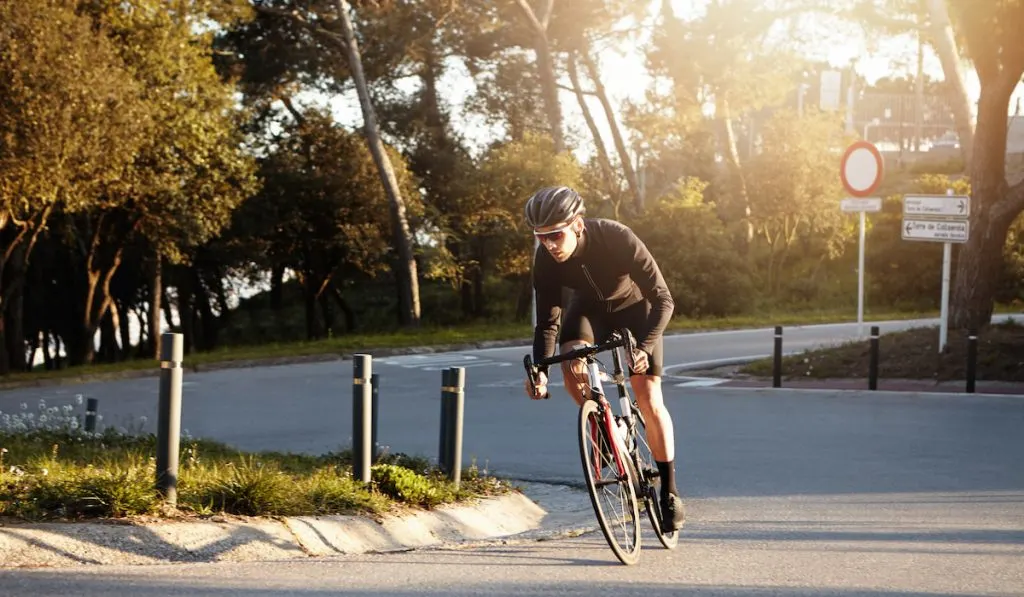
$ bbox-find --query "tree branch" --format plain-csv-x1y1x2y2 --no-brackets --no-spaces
512,0,546,33
557,82,596,96
252,4,345,48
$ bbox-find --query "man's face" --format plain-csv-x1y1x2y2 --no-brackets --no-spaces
534,216,582,263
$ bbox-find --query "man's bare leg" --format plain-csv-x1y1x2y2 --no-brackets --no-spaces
631,374,684,530
559,340,589,406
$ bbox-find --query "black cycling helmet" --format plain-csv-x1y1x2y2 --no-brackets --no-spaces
524,186,585,228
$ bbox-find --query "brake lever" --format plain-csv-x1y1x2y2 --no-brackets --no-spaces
522,355,549,399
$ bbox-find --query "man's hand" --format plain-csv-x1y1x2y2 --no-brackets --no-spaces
525,370,549,399
630,348,650,375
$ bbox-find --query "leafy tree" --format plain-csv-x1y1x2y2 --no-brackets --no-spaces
55,0,258,364
745,109,855,297
944,0,1024,329
651,0,802,248
627,178,754,316
232,110,420,338
463,133,582,319
0,0,152,371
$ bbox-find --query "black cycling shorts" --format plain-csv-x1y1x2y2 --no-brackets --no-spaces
560,300,664,377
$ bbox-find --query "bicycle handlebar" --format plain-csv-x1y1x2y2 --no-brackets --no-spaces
523,328,637,400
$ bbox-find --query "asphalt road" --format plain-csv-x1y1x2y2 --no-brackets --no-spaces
1,317,1022,595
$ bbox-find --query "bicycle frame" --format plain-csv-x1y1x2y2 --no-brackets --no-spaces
525,329,638,479
582,348,633,479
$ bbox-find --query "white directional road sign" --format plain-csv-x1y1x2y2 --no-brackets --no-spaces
903,194,970,218
902,218,970,243
841,198,882,212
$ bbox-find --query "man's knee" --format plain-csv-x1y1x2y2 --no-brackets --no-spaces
561,359,587,385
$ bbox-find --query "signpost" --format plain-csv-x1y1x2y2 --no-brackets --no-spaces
901,190,971,352
840,141,884,338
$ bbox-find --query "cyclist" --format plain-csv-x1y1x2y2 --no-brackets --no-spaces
522,185,685,531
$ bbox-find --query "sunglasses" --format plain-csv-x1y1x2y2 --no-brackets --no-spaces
533,221,574,243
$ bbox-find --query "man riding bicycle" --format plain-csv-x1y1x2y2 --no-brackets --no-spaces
522,185,685,531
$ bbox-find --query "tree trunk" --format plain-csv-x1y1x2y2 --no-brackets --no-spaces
118,300,132,360
194,269,218,351
567,51,616,196
335,0,421,327
460,278,473,318
578,46,642,212
161,285,176,330
329,283,356,332
319,292,334,337
270,263,285,311
925,0,975,165
513,0,564,153
950,75,1022,329
4,244,27,372
717,98,754,248
303,276,319,340
150,256,162,358
178,273,195,356
99,308,118,363
41,331,53,371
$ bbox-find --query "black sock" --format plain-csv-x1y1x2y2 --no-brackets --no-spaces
656,460,677,500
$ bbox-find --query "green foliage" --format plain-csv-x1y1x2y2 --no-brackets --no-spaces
745,109,856,299
0,0,151,218
371,464,456,509
628,178,755,317
0,396,510,521
463,133,583,279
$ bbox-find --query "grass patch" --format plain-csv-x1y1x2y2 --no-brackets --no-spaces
0,399,512,522
740,318,1024,381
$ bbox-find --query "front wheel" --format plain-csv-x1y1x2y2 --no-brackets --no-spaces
578,398,641,565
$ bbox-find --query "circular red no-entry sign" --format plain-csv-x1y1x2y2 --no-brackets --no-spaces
840,141,884,197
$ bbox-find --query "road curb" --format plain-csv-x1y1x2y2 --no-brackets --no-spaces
0,482,594,569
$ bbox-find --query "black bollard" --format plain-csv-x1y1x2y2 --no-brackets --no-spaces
439,368,453,472
371,373,380,463
966,329,977,394
352,355,372,483
447,367,465,488
773,326,783,388
868,326,880,391
156,333,184,507
84,397,98,433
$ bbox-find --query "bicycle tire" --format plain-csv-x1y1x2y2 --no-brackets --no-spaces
630,404,680,549
578,398,641,565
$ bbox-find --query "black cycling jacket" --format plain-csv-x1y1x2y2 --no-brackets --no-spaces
532,218,674,362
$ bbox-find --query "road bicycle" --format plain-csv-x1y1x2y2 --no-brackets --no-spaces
524,328,679,565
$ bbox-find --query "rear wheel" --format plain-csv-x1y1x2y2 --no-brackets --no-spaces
578,398,641,565
631,404,679,549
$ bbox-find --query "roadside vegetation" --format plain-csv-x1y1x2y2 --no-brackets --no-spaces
740,318,1024,381
0,396,510,522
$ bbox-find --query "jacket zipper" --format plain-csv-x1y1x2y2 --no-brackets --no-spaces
580,265,605,300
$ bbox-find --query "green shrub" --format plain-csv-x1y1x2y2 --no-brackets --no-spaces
371,464,455,509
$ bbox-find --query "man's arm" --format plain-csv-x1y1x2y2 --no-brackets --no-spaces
532,251,562,371
620,227,674,354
